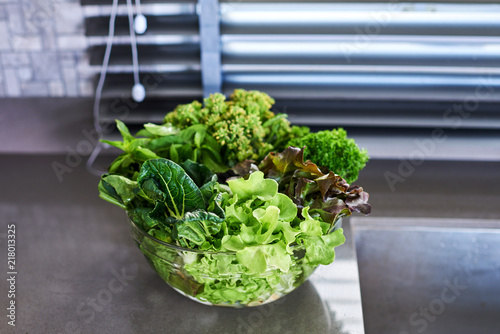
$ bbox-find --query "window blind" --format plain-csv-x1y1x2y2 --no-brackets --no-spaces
83,0,202,126
220,2,500,129
83,1,500,160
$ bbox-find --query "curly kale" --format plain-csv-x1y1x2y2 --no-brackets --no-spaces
288,128,369,184
163,89,308,167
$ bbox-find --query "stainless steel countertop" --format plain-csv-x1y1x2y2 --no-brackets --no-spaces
0,155,363,334
2,96,500,334
1,154,499,334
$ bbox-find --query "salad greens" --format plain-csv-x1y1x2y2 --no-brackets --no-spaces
99,158,226,249
221,171,346,268
101,162,348,267
135,170,346,305
103,89,309,177
288,128,369,183
99,157,351,305
104,120,226,178
164,89,309,166
138,159,206,220
98,89,372,306
259,146,371,225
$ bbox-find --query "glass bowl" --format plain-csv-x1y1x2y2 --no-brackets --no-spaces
129,218,323,307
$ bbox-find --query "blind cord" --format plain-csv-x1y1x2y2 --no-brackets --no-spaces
127,0,145,102
86,0,147,176
134,0,148,35
135,0,143,17
85,0,119,176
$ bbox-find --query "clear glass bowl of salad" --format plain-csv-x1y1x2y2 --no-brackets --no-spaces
98,91,371,307
129,217,320,307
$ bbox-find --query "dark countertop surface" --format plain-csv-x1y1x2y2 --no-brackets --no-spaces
0,154,499,334
0,154,363,334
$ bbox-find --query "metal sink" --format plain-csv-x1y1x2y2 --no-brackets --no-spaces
352,217,500,334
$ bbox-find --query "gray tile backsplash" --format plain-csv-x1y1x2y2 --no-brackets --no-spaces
0,0,92,97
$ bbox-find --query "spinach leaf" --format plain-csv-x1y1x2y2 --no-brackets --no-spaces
181,160,214,188
137,159,205,220
129,207,158,231
98,174,140,209
142,123,179,137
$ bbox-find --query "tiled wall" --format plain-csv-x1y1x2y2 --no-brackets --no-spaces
0,0,93,97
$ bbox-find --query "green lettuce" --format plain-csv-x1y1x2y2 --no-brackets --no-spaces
182,252,305,305
217,171,344,272
298,207,345,266
178,170,346,304
100,155,356,306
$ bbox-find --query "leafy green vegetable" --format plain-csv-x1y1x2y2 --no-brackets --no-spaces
129,207,158,231
133,159,226,251
99,147,369,305
137,159,205,220
298,207,345,266
139,123,179,137
97,89,373,307
226,171,278,202
288,128,369,183
180,160,214,188
98,158,226,248
181,250,307,305
219,171,345,269
98,174,139,209
146,124,226,173
164,89,309,167
132,167,349,305
101,120,161,178
172,210,224,249
103,120,226,178
103,90,309,177
259,146,371,227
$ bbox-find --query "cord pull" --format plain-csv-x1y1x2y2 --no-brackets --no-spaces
134,14,147,34
132,83,146,102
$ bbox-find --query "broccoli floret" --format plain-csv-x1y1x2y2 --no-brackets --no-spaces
288,128,369,184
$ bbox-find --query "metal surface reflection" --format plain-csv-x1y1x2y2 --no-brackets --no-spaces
310,260,364,334
126,277,335,334
352,218,500,334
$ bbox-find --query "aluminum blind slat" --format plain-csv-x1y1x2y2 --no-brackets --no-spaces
219,2,500,132
224,72,500,101
222,38,500,68
89,44,201,66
